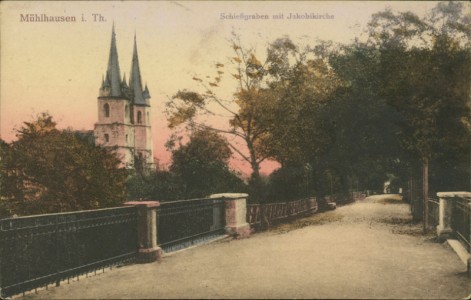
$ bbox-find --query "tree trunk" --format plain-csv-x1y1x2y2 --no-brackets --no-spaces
246,140,264,203
422,157,429,233
246,139,260,180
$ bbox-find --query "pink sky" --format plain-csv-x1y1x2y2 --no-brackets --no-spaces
0,1,440,176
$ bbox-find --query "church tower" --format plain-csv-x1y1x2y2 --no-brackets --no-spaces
94,25,154,169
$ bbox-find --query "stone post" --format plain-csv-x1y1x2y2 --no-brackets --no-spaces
436,192,471,242
124,201,162,263
210,193,251,238
309,197,318,214
436,192,455,241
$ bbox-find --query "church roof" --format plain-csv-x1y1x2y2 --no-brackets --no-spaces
129,34,149,105
121,73,129,88
106,24,123,97
143,83,151,99
100,26,150,104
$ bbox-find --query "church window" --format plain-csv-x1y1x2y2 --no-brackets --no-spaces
104,103,110,118
147,112,149,121
137,111,142,124
126,134,128,143
104,133,109,142
125,105,129,119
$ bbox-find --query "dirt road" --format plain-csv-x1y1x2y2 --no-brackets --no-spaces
25,195,470,299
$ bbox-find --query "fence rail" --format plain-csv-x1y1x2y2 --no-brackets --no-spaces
247,198,317,228
452,198,470,252
0,206,138,298
158,198,226,252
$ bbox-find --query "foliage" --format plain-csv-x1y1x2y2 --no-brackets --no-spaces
368,2,470,179
170,129,246,198
127,129,247,201
167,34,304,201
326,43,405,193
257,2,470,202
0,113,127,217
126,169,182,201
266,163,313,202
361,2,470,230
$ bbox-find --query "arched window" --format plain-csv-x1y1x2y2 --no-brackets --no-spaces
147,112,149,121
137,111,142,124
104,134,109,142
125,134,128,143
104,103,110,118
125,105,129,119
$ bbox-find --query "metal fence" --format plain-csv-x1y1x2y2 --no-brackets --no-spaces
452,197,470,252
158,197,226,253
247,198,318,228
428,198,440,229
0,206,138,298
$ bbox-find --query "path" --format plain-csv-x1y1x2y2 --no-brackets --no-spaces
24,195,470,299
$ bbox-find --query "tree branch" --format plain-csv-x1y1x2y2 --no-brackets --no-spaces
192,122,246,139
228,143,251,164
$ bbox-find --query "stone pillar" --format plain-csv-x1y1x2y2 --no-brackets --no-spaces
210,193,251,238
436,192,455,241
309,197,318,214
436,192,471,241
124,201,162,263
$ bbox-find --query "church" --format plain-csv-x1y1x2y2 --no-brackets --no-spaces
94,25,155,170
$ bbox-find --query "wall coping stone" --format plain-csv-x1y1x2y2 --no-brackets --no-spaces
124,201,160,208
209,193,248,199
437,192,471,199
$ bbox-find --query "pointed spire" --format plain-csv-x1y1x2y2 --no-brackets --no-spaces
106,24,122,97
129,33,146,105
122,73,128,87
103,71,111,87
143,82,151,99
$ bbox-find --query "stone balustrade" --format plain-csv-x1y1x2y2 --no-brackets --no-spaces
436,192,471,240
210,193,251,238
124,193,251,263
123,201,162,263
435,191,471,276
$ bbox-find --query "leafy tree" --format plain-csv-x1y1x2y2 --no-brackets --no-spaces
169,129,246,199
366,2,470,230
266,163,313,202
127,129,246,201
0,113,127,217
167,34,303,201
127,168,182,201
326,42,405,193
259,41,352,203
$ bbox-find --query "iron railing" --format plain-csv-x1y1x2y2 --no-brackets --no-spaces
452,197,470,252
247,198,318,228
157,198,226,253
428,198,440,229
0,206,138,298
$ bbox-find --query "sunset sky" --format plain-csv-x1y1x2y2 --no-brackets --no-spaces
1,1,444,175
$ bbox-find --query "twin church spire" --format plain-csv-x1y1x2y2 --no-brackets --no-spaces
95,25,155,170
100,25,150,105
